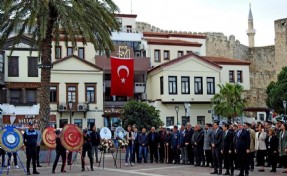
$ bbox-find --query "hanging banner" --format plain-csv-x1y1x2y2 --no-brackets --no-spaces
0,126,23,153
60,124,83,151
42,127,56,149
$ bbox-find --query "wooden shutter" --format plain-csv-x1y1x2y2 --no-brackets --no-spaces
8,56,19,77
28,57,38,77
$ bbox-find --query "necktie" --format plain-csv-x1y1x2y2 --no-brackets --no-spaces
237,130,241,137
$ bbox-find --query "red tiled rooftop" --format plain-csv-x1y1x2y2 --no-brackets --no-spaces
203,56,251,65
143,32,207,39
144,38,202,47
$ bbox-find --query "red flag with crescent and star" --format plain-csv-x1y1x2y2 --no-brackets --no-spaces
111,57,134,97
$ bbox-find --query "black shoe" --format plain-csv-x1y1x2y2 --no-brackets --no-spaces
37,165,42,167
61,170,66,173
235,174,244,176
91,168,94,171
27,172,31,175
218,171,222,175
230,173,234,176
81,168,85,171
223,172,230,175
33,171,40,174
270,169,276,172
52,171,55,174
210,171,218,174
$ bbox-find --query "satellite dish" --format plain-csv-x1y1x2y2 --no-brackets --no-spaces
100,127,112,139
115,127,125,140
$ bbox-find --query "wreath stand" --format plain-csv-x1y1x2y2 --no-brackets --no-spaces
0,151,26,176
115,146,124,168
68,150,89,171
98,147,117,169
45,148,53,166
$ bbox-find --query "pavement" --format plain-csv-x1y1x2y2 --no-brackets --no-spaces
1,152,287,176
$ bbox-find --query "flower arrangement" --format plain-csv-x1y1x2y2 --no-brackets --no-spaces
100,138,114,149
118,139,129,148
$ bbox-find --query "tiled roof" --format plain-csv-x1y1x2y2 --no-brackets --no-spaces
143,38,202,47
143,32,207,39
148,53,221,73
52,55,103,70
203,56,251,65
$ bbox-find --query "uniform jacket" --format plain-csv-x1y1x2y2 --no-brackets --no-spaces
255,131,267,150
179,129,186,147
194,129,204,147
147,132,159,146
203,128,212,150
24,129,38,147
279,131,287,156
56,137,66,153
90,131,101,146
171,131,179,148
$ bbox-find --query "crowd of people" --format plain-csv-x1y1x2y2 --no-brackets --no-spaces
1,120,287,176
122,121,287,176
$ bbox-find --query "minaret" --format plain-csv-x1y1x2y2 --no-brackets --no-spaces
247,3,256,47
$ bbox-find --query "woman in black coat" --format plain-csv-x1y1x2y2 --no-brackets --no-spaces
265,128,279,172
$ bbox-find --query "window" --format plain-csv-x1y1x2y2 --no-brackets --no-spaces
66,84,78,104
78,47,85,59
182,116,190,126
168,76,177,94
10,89,21,103
55,46,61,59
160,76,164,95
207,77,215,95
181,76,190,94
104,74,111,80
50,86,58,103
59,119,68,128
177,51,184,57
229,70,235,82
28,57,38,77
186,51,193,54
87,119,95,131
74,119,83,128
126,25,132,33
163,50,170,60
197,116,205,125
26,89,36,103
0,53,3,73
8,56,19,77
166,117,174,126
154,50,161,62
194,77,203,94
86,84,96,103
67,47,73,56
237,70,243,83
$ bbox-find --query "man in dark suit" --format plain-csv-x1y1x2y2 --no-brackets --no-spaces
235,123,250,176
147,127,160,163
158,126,167,163
221,123,235,176
211,121,223,175
185,123,194,165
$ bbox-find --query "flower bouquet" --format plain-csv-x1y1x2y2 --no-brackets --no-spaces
99,138,114,152
118,139,129,149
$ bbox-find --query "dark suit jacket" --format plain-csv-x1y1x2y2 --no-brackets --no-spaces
235,129,250,154
147,132,159,146
265,135,279,152
221,130,234,152
194,129,204,147
185,128,194,144
212,128,223,149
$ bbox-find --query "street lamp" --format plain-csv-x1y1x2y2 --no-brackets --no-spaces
175,106,179,125
68,100,73,124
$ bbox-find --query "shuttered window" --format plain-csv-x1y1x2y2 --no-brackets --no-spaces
8,56,19,77
28,57,38,77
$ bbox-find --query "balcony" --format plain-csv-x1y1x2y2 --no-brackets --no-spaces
57,102,89,112
134,82,145,93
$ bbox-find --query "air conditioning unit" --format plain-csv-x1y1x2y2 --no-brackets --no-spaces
58,104,67,111
77,104,86,111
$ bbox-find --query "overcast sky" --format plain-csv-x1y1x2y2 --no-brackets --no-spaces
113,0,287,47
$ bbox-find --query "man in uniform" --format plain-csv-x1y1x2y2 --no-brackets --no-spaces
81,129,93,171
23,122,40,175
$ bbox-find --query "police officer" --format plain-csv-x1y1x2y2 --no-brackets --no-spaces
81,129,93,171
23,122,40,175
52,130,67,173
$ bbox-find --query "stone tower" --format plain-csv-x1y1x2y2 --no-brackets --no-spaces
275,18,287,74
246,3,256,47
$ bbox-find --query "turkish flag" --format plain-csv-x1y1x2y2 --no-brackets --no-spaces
111,57,134,96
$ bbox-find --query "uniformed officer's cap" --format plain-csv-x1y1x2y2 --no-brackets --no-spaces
28,122,33,126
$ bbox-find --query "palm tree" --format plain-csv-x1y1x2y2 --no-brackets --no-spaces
0,0,120,131
211,83,245,123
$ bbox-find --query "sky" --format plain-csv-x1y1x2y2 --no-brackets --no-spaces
112,0,287,46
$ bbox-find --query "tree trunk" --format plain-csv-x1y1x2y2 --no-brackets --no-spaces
38,4,57,132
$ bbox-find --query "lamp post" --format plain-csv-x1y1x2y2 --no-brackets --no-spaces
68,100,73,124
175,106,179,125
